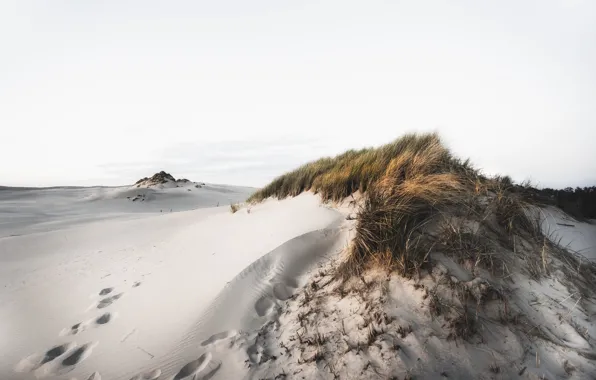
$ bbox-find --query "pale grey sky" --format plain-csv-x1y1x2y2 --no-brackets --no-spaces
1,0,595,188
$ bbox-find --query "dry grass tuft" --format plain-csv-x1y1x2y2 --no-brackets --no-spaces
446,310,477,341
340,136,478,278
230,203,240,213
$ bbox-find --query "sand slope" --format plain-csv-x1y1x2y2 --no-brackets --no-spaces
541,207,596,260
236,206,596,380
0,193,344,380
0,183,253,238
3,187,596,380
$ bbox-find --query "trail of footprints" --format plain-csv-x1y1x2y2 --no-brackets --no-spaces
195,278,298,373
16,277,294,379
14,282,142,379
14,339,99,377
61,288,122,337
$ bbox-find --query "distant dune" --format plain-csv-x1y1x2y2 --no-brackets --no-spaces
0,172,254,238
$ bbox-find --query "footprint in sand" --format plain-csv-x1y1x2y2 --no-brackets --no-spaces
42,344,72,366
97,293,123,309
272,282,296,301
17,342,97,378
15,343,76,373
173,352,213,379
254,279,298,316
142,369,162,379
62,312,114,336
60,342,97,367
133,281,142,288
64,321,85,336
95,312,112,325
201,330,237,346
86,371,101,380
99,287,113,296
195,362,222,380
254,296,275,317
128,368,162,380
246,339,275,366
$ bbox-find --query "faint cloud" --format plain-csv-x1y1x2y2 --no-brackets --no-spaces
98,136,334,187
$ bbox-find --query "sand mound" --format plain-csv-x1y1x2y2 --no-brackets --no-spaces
238,200,596,380
237,132,596,379
1,193,343,380
134,171,202,189
3,188,595,379
0,183,253,237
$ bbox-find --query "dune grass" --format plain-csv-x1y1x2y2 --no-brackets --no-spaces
249,133,477,203
248,133,581,280
248,132,596,352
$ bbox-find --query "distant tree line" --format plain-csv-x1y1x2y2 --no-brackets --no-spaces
538,186,596,220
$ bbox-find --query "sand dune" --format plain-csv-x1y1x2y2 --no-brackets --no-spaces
2,178,596,379
0,182,254,238
0,193,344,379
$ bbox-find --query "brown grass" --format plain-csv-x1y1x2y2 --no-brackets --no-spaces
230,203,240,213
249,133,474,203
340,135,479,277
248,132,590,281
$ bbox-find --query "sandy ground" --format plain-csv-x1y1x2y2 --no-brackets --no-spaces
0,188,345,380
235,207,596,380
2,184,595,380
0,182,254,238
541,207,596,261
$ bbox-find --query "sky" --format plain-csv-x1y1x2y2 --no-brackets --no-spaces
1,0,595,189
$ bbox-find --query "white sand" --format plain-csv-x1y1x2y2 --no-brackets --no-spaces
0,182,253,238
3,185,596,380
0,190,344,379
241,206,596,380
540,206,596,260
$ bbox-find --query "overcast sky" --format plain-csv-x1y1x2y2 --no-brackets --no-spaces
1,0,595,188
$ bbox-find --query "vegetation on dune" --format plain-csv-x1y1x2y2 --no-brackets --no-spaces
334,135,554,279
230,203,240,213
249,133,595,286
248,133,473,203
246,133,596,376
